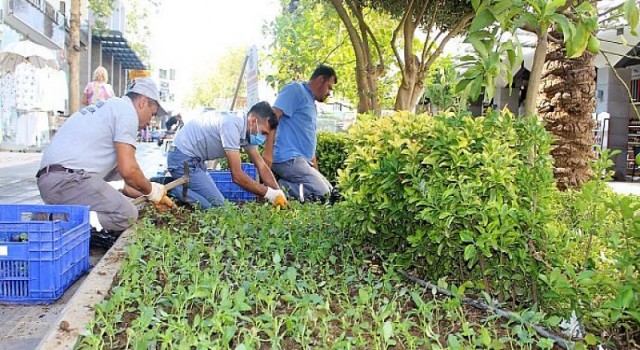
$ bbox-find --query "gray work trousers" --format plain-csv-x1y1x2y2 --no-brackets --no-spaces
37,169,137,231
271,157,332,200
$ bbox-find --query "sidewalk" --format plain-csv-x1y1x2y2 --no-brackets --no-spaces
0,151,43,169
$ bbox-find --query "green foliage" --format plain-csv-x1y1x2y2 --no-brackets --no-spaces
316,131,351,184
456,25,522,102
185,46,249,109
338,109,556,301
541,151,640,332
425,56,465,111
625,0,640,36
124,0,161,65
88,0,116,34
367,0,474,33
265,0,397,109
76,203,554,348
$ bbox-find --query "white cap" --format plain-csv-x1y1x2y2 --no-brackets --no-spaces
126,78,168,116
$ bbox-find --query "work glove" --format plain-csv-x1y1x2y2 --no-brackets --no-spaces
146,182,177,211
264,187,289,209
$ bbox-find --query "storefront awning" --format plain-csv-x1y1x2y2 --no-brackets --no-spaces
93,32,146,70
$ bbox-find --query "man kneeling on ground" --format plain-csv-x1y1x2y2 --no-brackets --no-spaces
37,78,176,233
166,101,287,209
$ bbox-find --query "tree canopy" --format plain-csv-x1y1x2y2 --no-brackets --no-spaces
185,46,249,110
265,0,397,110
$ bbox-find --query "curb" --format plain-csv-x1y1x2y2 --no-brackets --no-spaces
36,228,133,350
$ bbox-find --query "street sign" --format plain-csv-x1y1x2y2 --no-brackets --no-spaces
246,45,259,109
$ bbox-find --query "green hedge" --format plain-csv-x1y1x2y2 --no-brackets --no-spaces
338,109,556,302
316,131,351,185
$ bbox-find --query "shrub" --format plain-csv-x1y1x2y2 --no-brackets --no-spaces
338,109,556,302
316,131,351,185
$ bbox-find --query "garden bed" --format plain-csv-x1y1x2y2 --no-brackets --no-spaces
70,203,587,349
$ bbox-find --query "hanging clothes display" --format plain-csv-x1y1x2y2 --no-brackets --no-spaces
0,56,67,148
14,61,37,111
1,73,17,143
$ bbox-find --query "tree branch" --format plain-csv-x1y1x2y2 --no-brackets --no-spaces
598,2,624,19
391,0,415,77
421,1,440,63
415,0,433,28
320,34,349,65
423,13,474,71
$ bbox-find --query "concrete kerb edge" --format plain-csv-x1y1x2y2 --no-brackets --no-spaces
36,227,134,350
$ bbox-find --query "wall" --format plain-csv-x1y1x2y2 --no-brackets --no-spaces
596,67,633,179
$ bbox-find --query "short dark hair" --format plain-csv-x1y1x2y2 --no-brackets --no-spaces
248,101,278,130
310,65,337,84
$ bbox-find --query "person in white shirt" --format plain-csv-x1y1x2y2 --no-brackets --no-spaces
37,78,175,232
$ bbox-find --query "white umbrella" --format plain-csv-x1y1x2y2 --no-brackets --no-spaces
0,40,59,72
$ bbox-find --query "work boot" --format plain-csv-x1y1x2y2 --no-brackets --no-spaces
90,227,122,250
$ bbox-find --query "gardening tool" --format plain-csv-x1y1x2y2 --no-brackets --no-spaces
132,161,190,206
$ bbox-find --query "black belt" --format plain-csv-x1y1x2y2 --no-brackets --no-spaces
36,164,77,178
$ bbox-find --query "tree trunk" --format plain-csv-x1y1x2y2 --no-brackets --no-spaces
329,0,381,115
68,0,81,113
537,34,596,190
394,55,421,111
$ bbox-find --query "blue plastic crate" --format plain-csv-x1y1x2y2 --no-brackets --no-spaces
209,163,257,202
0,204,90,304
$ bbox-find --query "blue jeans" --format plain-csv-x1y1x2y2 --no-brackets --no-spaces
271,157,332,201
167,148,224,209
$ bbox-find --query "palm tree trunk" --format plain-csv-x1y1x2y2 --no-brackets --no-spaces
537,33,597,190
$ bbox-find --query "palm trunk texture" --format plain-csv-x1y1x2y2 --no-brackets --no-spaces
537,35,597,190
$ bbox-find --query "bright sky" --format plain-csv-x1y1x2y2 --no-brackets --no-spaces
149,0,281,108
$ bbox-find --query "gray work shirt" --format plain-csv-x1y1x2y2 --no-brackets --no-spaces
39,97,138,179
173,111,255,160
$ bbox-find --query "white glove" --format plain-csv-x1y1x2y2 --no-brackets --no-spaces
145,182,165,203
264,187,286,204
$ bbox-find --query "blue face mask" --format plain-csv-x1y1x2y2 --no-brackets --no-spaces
250,122,267,146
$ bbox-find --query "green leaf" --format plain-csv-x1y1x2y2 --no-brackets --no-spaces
516,12,539,29
480,327,492,346
621,285,634,308
544,0,566,16
456,78,473,94
625,0,640,36
546,315,562,326
567,23,589,58
549,13,574,42
470,9,497,32
273,252,281,264
466,35,490,59
463,245,477,261
382,321,394,341
584,333,597,346
575,1,596,16
460,230,474,243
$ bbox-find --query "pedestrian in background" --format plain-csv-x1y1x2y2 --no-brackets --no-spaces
263,65,336,201
81,66,115,106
